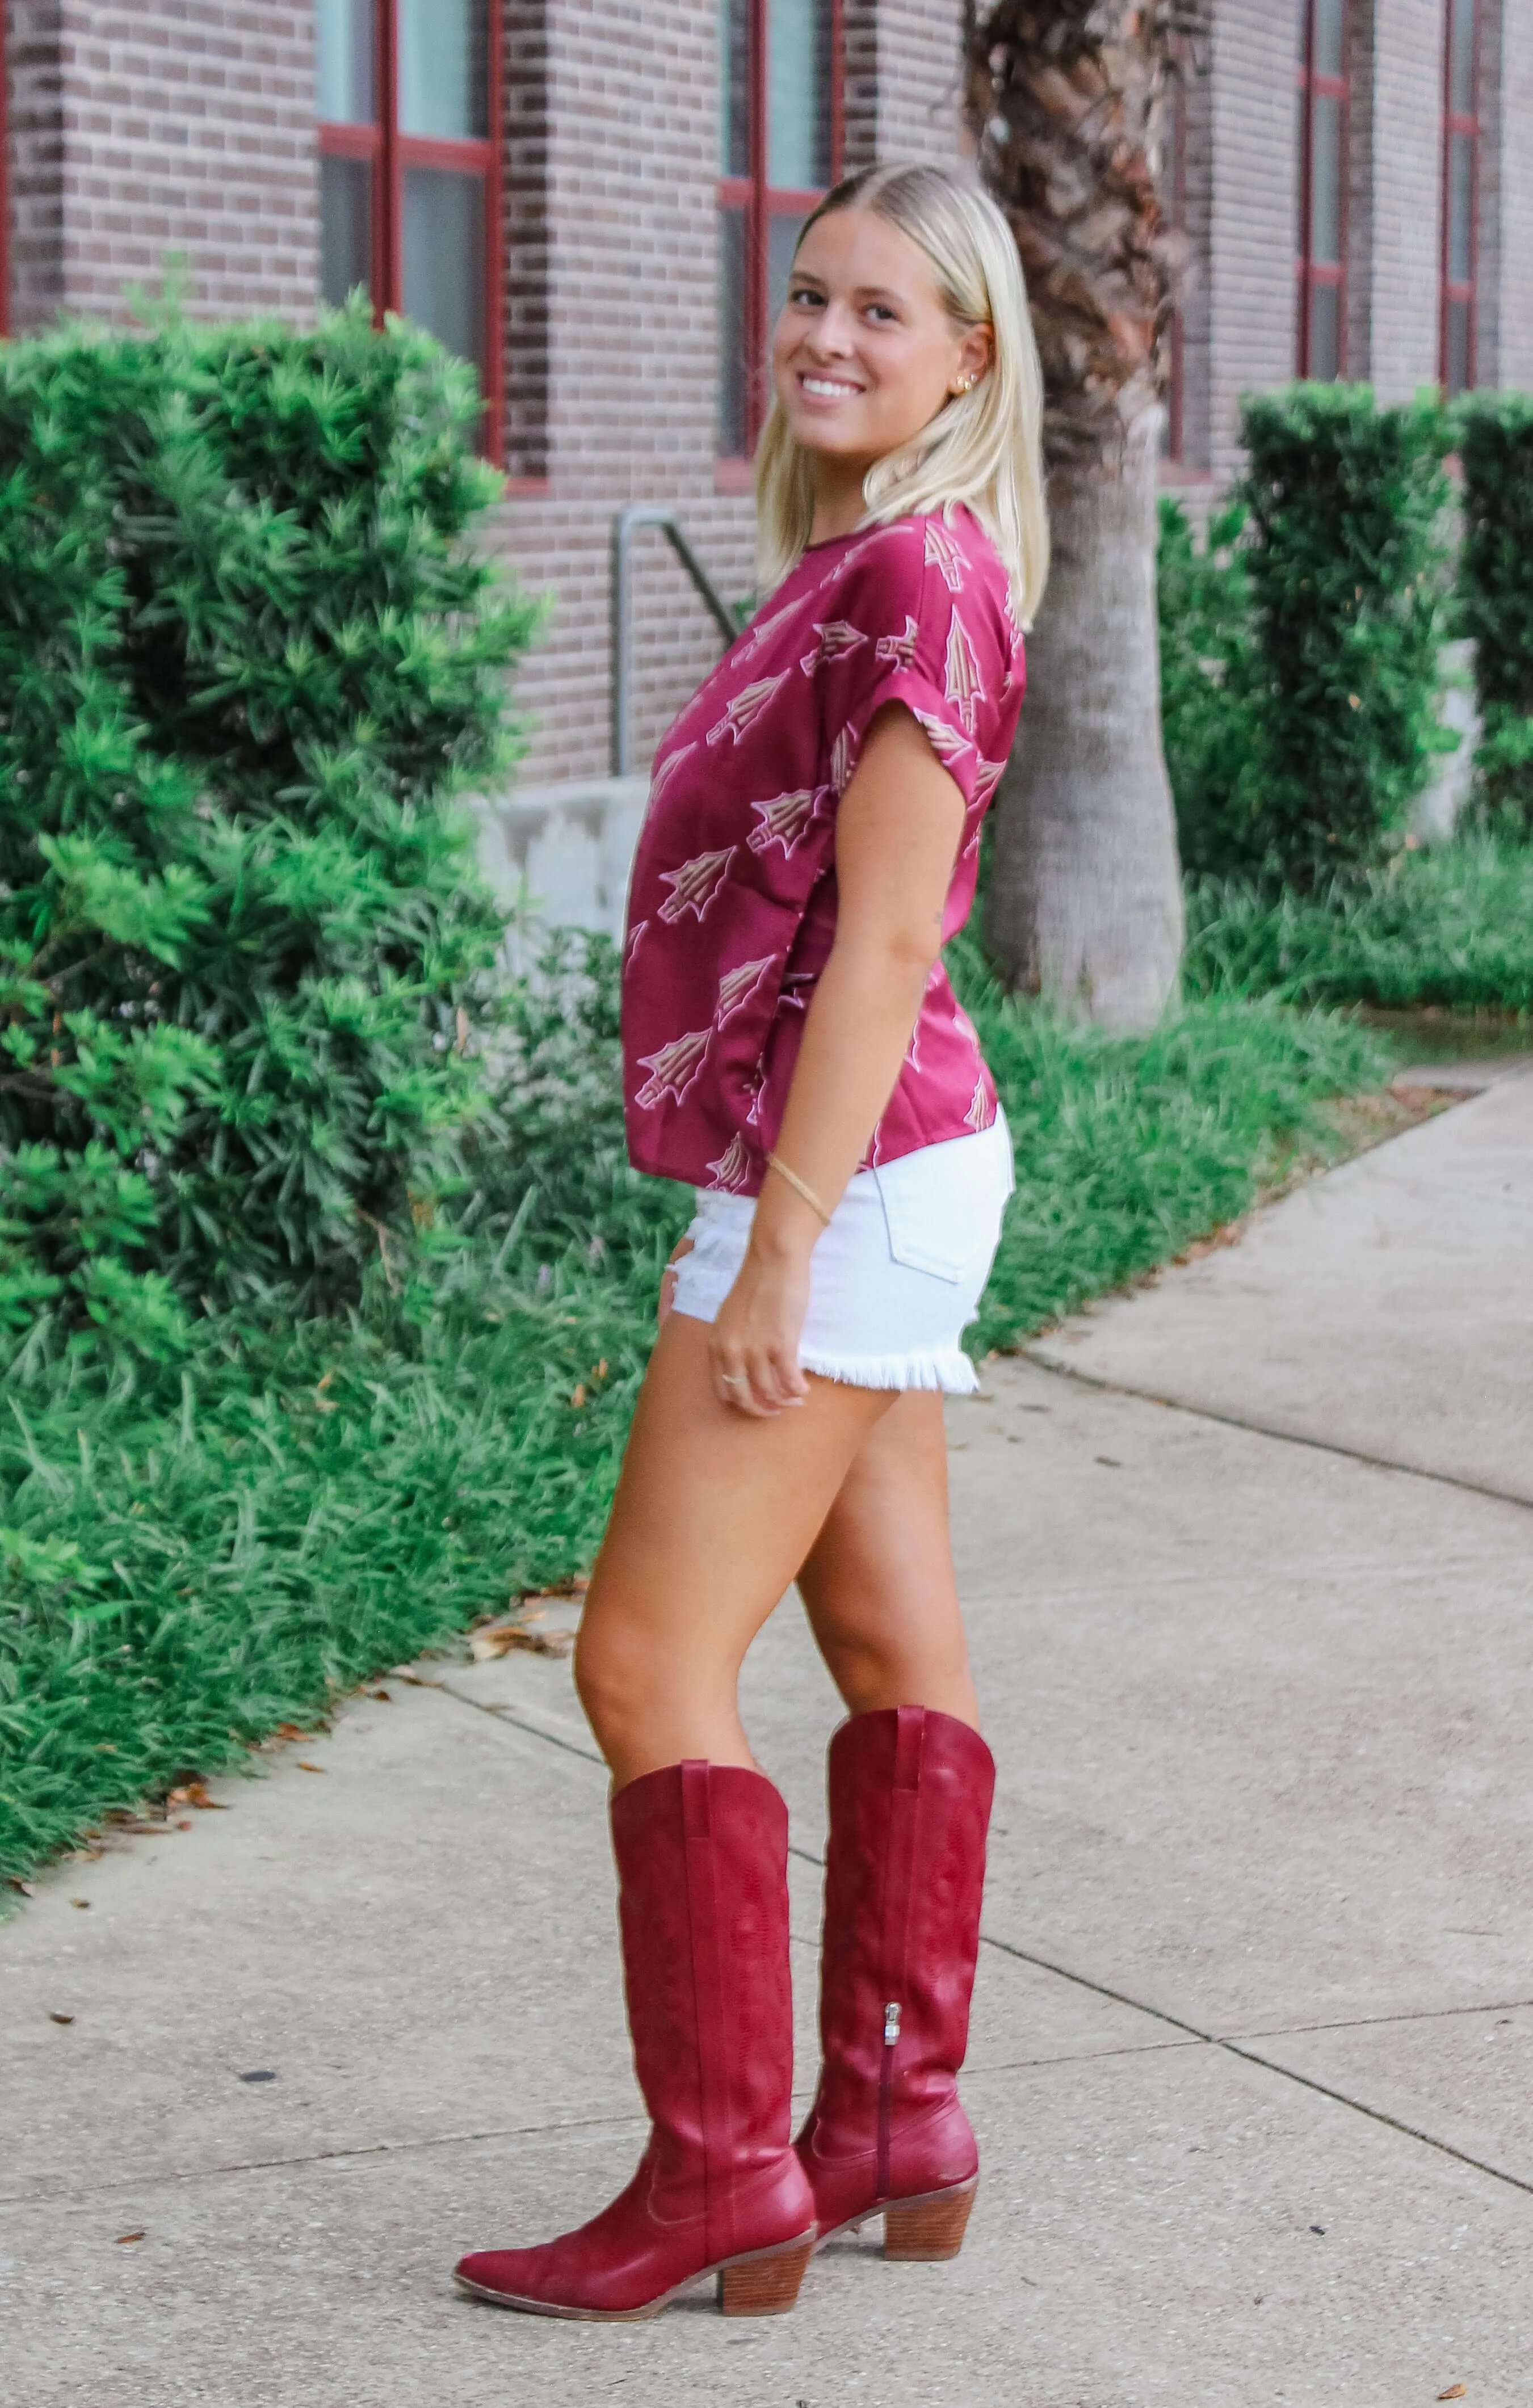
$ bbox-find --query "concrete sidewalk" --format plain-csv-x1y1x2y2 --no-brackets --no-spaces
3,1075,1532,2406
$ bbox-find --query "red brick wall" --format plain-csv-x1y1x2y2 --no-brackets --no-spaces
1355,0,1450,399
1202,0,1300,486
8,1,319,332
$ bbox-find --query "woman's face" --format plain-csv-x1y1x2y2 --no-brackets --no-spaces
771,208,991,470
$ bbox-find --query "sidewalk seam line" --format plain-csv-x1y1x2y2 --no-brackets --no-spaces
981,1931,1533,2203
1018,1352,1533,1516
432,1632,1533,2207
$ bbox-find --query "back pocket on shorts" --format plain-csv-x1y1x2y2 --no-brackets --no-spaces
871,1120,1014,1283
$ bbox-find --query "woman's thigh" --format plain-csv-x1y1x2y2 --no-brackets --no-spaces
576,1311,894,1782
795,1389,978,1724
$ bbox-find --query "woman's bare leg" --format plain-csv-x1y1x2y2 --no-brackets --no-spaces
795,1390,980,1728
575,1312,896,1789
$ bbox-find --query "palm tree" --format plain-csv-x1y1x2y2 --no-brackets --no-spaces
965,1,1200,1028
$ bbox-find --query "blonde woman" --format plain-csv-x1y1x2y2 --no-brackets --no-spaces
456,162,1048,2322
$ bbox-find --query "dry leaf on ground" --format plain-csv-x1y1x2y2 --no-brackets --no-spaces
1438,2388,1468,2401
469,1620,577,1662
115,2232,145,2245
295,1761,326,1774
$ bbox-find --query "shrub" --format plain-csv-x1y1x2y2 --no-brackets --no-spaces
1233,384,1454,885
1157,496,1262,877
0,307,537,1350
1183,835,1533,1012
1455,389,1533,832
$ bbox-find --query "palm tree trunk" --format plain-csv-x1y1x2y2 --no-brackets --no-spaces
967,1,1195,1027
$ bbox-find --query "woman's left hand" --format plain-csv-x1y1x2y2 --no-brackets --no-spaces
708,1241,813,1416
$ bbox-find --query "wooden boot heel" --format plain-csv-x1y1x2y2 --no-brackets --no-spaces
718,2234,815,2316
883,2180,977,2262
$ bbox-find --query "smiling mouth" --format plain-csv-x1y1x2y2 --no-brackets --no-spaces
798,374,864,401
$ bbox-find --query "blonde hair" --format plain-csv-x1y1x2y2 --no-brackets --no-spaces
754,162,1049,625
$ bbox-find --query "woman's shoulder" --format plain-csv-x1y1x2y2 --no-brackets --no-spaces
825,504,1009,607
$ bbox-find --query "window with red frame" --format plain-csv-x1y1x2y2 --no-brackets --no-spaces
1440,0,1482,395
719,0,843,461
317,0,503,456
1295,0,1350,381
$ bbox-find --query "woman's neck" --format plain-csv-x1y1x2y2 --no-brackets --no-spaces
807,456,872,547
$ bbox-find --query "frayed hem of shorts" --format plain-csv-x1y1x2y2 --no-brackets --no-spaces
798,1348,980,1395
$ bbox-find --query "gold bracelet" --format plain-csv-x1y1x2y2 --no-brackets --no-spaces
765,1151,833,1227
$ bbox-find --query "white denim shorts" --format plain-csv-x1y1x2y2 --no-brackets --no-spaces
670,1112,1015,1395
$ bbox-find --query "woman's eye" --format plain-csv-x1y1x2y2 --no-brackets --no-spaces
865,303,898,325
788,285,824,309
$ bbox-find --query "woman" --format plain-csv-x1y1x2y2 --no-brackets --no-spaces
456,160,1048,2321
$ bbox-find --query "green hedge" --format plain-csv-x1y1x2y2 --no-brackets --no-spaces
0,307,536,1355
1161,387,1455,887
1236,385,1454,883
1455,390,1533,831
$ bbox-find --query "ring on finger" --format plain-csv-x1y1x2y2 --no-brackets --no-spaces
720,1373,749,1389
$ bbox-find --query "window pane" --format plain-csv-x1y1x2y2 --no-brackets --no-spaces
1309,279,1341,381
767,206,809,333
719,205,749,454
399,0,487,140
1448,130,1476,285
720,0,750,178
1311,92,1343,264
767,0,833,190
403,168,486,372
1450,0,1478,119
1314,0,1346,79
321,153,373,306
317,0,375,124
1446,295,1472,396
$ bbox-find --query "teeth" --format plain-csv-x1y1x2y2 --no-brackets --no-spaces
803,377,859,397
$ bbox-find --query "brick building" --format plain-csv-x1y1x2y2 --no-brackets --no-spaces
1,1,1530,896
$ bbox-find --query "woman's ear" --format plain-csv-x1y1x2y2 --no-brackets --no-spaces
950,324,994,398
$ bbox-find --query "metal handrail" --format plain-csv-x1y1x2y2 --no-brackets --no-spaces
611,504,738,776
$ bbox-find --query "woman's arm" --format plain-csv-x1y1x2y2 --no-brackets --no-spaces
707,701,966,1416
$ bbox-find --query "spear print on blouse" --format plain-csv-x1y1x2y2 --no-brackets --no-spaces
944,608,985,735
875,614,921,670
972,756,1006,808
923,520,969,591
658,844,737,923
747,786,828,858
634,1027,712,1111
705,1130,754,1192
714,953,778,1027
799,620,868,675
625,917,650,962
742,595,806,655
965,1077,995,1133
648,742,695,805
707,671,791,746
830,725,858,795
912,707,972,767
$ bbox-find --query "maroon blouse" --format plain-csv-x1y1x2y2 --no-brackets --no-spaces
620,505,1026,1193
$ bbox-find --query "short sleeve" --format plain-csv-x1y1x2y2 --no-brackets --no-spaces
812,516,1017,811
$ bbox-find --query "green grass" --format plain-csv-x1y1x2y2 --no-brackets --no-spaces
1185,833,1533,1014
1,934,1399,1888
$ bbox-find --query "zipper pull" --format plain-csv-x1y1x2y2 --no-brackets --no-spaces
884,2000,902,2047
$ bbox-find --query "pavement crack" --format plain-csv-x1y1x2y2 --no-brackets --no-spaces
1019,1352,1533,1517
1229,1996,1533,2041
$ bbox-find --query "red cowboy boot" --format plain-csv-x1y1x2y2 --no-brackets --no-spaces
795,1706,996,2259
455,1760,816,2319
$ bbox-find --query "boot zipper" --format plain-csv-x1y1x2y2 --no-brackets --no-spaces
877,2001,901,2200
